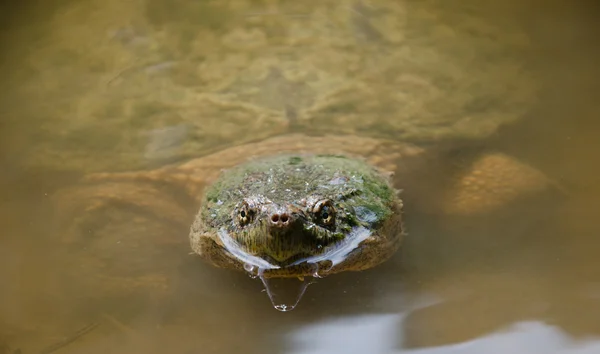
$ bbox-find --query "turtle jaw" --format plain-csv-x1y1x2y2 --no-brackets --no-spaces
227,218,322,267
207,224,382,278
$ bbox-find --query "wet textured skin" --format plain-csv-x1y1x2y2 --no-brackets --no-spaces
190,154,403,278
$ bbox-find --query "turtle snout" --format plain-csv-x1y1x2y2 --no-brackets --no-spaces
269,212,293,228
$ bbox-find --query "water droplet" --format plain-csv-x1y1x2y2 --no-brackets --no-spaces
258,271,315,312
310,261,333,279
243,263,258,278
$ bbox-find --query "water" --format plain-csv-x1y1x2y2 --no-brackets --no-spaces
258,276,316,312
1,0,600,353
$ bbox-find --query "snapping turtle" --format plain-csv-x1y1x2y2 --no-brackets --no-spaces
37,0,549,312
52,132,551,311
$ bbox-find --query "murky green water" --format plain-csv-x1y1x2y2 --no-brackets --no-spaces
1,0,600,353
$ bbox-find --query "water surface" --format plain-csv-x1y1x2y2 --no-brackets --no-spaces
1,0,599,353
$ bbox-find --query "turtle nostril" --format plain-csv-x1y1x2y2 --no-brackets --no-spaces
270,213,291,225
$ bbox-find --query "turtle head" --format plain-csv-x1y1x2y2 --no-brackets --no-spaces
189,154,403,278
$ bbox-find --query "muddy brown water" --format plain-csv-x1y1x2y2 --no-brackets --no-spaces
1,0,600,353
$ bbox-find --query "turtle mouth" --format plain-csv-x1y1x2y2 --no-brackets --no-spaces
255,252,323,268
216,227,324,271
217,226,373,277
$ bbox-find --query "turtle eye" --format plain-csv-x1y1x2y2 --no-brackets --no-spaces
237,202,255,226
312,199,336,226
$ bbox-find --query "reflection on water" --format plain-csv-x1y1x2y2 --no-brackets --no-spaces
289,313,600,354
1,0,600,353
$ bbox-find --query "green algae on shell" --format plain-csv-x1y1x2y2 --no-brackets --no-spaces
189,154,404,278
